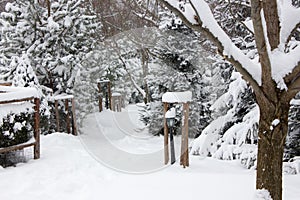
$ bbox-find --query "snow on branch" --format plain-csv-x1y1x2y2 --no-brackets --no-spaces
271,46,300,89
159,0,261,87
278,0,300,45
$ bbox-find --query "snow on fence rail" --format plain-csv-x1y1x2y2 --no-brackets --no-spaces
0,86,40,160
0,85,39,103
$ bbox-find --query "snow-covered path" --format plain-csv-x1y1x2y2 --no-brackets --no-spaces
79,105,165,173
79,105,182,173
0,105,299,200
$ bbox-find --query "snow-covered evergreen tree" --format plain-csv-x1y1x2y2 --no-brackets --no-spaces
11,53,39,88
0,0,100,133
285,94,300,160
0,0,99,94
31,0,99,94
191,71,258,168
137,26,216,137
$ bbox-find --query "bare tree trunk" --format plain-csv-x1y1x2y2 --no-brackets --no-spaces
46,0,51,17
256,136,284,200
141,48,150,103
256,97,290,200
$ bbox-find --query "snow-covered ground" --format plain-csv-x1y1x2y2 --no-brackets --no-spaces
0,105,299,200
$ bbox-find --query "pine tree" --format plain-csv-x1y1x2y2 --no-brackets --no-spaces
0,0,100,133
285,94,300,160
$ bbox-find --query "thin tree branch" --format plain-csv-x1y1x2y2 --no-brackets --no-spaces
286,61,300,100
285,61,300,85
159,0,260,89
158,0,275,110
46,0,51,17
250,0,277,102
110,38,146,98
228,0,254,36
285,22,300,48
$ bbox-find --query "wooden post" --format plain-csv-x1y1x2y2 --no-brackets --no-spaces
185,103,189,167
0,82,12,86
117,96,121,112
180,103,189,168
34,98,40,159
55,100,60,132
65,99,70,134
121,94,125,108
111,96,115,111
163,102,169,165
98,82,103,112
71,98,77,136
108,81,112,110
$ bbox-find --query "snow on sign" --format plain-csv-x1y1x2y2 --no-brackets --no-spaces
162,91,191,168
162,91,192,103
52,93,74,101
165,107,176,119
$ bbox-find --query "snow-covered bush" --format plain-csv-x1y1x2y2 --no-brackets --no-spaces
191,71,258,168
0,112,33,148
10,53,52,133
285,94,300,160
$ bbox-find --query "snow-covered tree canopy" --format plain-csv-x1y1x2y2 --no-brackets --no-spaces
0,0,100,94
158,0,300,92
157,1,300,200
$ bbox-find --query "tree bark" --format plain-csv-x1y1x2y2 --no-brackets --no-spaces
262,0,280,50
256,97,290,200
256,137,284,200
157,1,300,199
141,48,150,103
46,0,51,17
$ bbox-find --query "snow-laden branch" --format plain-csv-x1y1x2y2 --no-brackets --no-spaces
278,0,300,46
159,0,261,86
272,45,300,89
251,0,273,90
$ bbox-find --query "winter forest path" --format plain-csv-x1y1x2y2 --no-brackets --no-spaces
79,105,181,173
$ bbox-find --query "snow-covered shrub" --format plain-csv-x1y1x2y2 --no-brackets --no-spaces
285,94,300,160
10,53,52,134
191,71,258,168
283,157,300,175
0,112,33,148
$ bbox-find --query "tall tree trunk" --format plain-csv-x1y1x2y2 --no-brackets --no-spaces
256,99,290,200
46,0,51,17
141,48,150,103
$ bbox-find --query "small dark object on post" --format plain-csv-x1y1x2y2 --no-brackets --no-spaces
166,107,176,165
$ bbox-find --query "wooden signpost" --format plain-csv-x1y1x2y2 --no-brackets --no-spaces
162,91,192,168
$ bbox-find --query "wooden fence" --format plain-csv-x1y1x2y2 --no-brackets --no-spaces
0,86,40,159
